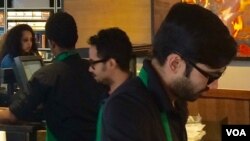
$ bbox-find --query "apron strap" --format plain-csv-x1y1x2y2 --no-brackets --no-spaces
139,67,173,141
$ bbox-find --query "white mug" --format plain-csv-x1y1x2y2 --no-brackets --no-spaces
0,131,6,141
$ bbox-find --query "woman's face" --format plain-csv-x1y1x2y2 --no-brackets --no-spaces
21,30,33,53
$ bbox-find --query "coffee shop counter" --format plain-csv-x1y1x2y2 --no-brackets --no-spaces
0,107,46,141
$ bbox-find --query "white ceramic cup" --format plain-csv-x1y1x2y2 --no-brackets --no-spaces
0,131,6,141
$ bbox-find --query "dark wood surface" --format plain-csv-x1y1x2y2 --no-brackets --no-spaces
0,121,45,141
202,89,250,100
202,120,225,141
188,89,250,124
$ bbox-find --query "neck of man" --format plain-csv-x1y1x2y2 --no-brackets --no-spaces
109,70,130,95
52,45,74,57
151,58,177,106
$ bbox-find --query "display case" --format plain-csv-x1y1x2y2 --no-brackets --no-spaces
0,0,62,62
37,48,53,63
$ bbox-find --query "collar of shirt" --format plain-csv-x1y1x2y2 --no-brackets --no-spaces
138,59,175,113
53,50,78,62
139,59,188,121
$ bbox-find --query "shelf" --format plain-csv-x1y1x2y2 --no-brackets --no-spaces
38,48,51,51
7,11,50,21
43,59,53,62
32,29,45,32
7,19,47,22
7,7,54,10
0,0,62,49
8,21,46,31
38,48,52,62
132,44,152,57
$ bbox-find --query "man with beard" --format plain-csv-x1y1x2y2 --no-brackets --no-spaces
99,2,237,141
88,27,132,94
87,27,133,141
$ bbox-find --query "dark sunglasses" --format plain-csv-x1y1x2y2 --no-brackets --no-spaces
174,52,224,85
89,58,108,69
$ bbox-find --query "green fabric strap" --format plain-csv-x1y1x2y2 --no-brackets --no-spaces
160,113,173,141
138,68,173,141
46,127,57,141
54,50,78,62
96,103,105,141
138,67,148,86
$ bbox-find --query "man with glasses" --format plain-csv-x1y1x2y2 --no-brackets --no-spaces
87,27,133,141
88,27,132,92
99,2,237,141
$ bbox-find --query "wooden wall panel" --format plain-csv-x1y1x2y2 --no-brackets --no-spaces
188,89,250,124
153,0,179,34
64,0,152,48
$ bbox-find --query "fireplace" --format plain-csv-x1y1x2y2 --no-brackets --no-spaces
182,0,250,59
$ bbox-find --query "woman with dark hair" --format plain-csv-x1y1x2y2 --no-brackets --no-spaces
0,24,39,68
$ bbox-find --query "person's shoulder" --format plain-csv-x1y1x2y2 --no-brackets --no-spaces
107,77,151,108
76,57,90,68
103,78,156,122
31,62,61,78
29,62,64,86
63,54,90,70
121,77,149,96
1,54,14,68
2,54,11,59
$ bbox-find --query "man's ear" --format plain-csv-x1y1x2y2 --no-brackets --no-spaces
107,58,117,69
165,53,183,73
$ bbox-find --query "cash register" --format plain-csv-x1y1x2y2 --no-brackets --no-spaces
13,55,44,94
0,68,16,106
0,56,44,105
0,55,45,141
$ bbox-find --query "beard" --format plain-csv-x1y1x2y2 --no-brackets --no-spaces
92,65,113,86
99,77,113,86
169,77,209,101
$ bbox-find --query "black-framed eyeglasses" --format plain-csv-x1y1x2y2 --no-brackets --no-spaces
174,51,224,85
89,58,108,69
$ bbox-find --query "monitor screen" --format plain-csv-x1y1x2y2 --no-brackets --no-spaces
22,60,42,80
13,56,44,93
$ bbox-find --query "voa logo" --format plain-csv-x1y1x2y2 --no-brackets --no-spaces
226,129,246,136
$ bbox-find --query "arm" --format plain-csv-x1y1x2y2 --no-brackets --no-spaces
0,107,17,123
9,71,50,121
0,70,48,123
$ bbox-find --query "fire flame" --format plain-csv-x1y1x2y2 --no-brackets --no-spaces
182,0,209,8
182,0,249,38
232,16,243,38
239,0,250,11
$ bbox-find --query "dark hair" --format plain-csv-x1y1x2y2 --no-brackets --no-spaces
153,2,237,68
88,27,132,72
0,24,38,61
45,12,78,49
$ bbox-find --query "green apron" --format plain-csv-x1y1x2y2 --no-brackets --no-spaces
46,51,78,141
95,67,173,141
